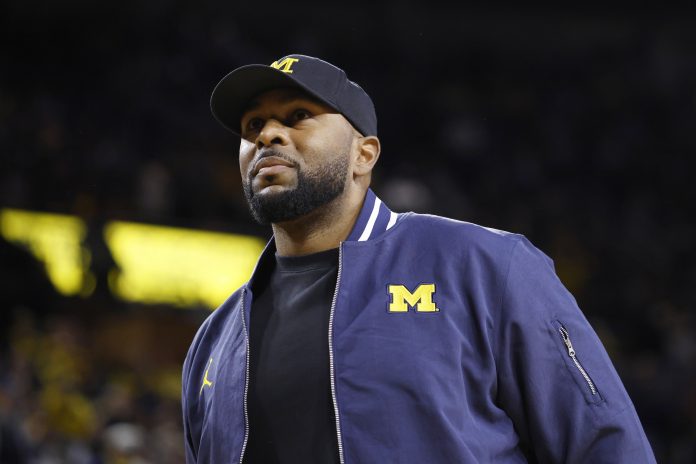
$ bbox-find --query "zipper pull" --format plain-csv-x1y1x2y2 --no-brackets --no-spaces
558,326,575,357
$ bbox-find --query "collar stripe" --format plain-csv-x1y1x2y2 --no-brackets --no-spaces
358,197,382,241
345,188,396,242
386,211,398,230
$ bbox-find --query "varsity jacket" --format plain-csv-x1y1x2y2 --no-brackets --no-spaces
182,189,656,463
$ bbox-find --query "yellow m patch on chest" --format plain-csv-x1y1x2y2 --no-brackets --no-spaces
387,284,439,313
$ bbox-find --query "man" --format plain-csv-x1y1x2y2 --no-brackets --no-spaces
182,54,656,463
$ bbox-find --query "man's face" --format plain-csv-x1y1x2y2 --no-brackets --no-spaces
238,88,356,225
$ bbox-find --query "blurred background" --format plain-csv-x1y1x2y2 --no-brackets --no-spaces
1,2,695,463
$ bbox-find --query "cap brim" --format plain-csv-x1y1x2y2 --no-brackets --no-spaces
210,64,334,136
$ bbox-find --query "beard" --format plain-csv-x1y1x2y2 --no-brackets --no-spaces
243,150,350,225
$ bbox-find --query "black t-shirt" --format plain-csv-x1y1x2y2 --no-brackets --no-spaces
244,248,341,464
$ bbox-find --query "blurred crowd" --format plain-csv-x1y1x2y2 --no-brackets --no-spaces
0,238,197,463
1,2,695,463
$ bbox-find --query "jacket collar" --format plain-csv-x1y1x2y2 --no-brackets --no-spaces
246,189,397,292
345,188,398,242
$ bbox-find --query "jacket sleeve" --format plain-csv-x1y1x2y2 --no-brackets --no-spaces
182,341,198,464
494,237,656,463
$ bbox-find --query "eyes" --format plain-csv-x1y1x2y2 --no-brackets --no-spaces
243,108,313,135
291,109,312,122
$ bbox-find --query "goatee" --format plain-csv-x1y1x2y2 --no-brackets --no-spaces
243,152,350,225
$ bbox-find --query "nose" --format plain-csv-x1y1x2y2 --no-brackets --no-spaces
256,119,290,150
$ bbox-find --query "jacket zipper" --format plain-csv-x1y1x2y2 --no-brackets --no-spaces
239,290,251,463
240,251,345,463
558,325,598,396
328,245,346,464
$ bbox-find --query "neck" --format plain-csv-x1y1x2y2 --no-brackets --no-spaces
271,187,366,256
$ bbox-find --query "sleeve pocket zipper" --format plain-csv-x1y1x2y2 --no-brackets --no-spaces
554,321,601,400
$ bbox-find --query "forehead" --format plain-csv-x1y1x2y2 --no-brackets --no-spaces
242,88,334,116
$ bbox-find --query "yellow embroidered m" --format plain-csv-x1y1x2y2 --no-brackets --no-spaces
388,284,439,313
270,57,299,73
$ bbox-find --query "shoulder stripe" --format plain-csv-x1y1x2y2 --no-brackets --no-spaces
358,198,382,241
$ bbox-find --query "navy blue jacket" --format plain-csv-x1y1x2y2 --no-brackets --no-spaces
182,189,656,463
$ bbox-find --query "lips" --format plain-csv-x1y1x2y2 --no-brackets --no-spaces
251,155,295,177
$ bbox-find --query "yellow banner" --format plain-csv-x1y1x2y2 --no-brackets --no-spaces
1,208,265,309
104,221,265,309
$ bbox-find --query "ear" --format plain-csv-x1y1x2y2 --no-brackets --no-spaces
353,135,381,177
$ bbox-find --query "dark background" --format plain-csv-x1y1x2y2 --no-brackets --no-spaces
1,2,695,462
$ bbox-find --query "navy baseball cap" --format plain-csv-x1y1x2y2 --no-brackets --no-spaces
210,54,377,137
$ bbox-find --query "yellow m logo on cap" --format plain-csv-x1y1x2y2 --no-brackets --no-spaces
270,57,300,73
388,284,439,313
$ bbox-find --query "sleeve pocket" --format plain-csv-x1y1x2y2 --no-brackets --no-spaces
549,319,605,405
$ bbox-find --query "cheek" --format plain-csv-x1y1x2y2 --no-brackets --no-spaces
299,125,351,163
238,139,256,175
